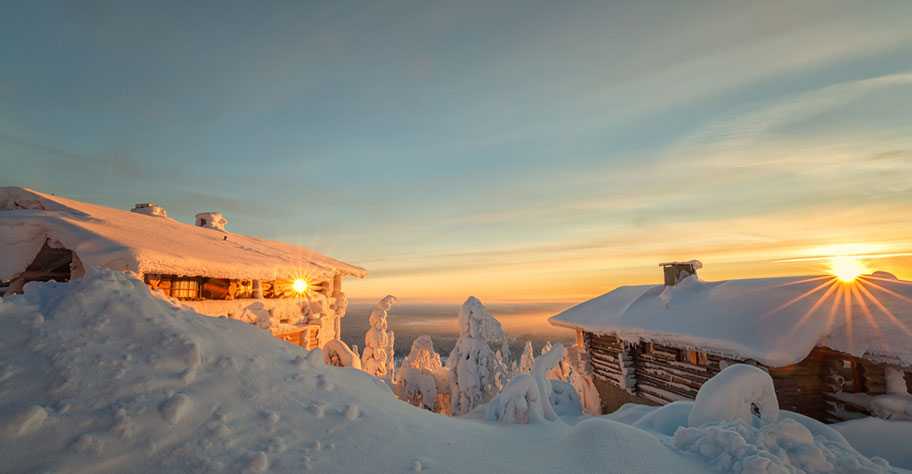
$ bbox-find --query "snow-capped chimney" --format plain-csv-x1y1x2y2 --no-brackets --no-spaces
130,203,167,217
195,212,227,231
659,260,702,286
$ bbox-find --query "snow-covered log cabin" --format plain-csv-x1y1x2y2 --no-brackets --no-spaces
549,261,912,423
0,187,367,349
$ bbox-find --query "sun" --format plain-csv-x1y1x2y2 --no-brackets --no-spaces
828,257,867,282
293,279,308,293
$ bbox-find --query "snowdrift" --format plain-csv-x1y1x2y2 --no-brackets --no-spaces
0,268,706,473
0,269,905,473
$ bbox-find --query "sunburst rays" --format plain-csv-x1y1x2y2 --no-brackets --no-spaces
760,260,911,357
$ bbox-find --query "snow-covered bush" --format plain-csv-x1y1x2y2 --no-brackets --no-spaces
486,374,545,424
446,297,504,416
518,341,534,374
486,343,565,424
396,335,450,412
361,295,396,378
323,339,361,370
688,363,779,427
530,343,563,422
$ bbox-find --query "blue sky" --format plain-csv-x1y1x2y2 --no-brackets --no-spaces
3,1,912,300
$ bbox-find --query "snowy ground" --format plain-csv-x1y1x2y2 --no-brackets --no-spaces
1,269,909,473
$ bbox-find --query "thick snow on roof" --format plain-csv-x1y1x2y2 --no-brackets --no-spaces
549,273,912,368
0,187,366,281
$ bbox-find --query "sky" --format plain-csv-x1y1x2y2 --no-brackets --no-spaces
2,0,912,302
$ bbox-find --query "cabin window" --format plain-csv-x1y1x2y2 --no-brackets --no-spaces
201,278,230,299
838,359,865,393
639,342,653,355
677,349,707,366
171,278,200,299
235,280,254,299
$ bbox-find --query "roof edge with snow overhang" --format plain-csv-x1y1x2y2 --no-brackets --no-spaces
0,187,367,282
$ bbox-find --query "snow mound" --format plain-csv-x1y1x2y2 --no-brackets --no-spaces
549,380,583,417
689,364,779,427
674,419,893,474
833,417,912,470
323,339,361,370
557,419,707,473
0,267,406,473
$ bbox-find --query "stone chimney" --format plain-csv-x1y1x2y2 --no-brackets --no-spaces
130,203,167,217
659,260,702,286
195,212,227,231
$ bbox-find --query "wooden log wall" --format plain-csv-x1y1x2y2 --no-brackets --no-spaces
584,333,635,391
767,346,829,422
585,332,909,423
633,342,722,404
817,348,891,423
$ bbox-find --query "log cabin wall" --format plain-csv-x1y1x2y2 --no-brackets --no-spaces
767,347,828,422
817,348,896,423
582,331,909,424
584,332,652,412
633,341,723,405
584,333,636,391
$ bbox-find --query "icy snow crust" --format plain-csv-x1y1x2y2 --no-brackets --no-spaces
0,187,367,281
550,274,912,367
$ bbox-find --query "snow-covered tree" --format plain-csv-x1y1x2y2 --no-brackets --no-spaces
395,335,450,412
446,296,505,416
492,350,511,393
541,341,571,381
361,295,397,377
565,344,601,415
518,340,535,374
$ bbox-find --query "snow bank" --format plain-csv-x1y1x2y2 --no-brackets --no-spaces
601,366,903,474
833,417,912,469
1,268,900,474
674,418,894,474
550,272,912,367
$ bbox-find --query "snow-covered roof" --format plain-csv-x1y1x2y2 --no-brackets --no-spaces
0,187,367,281
549,273,912,368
